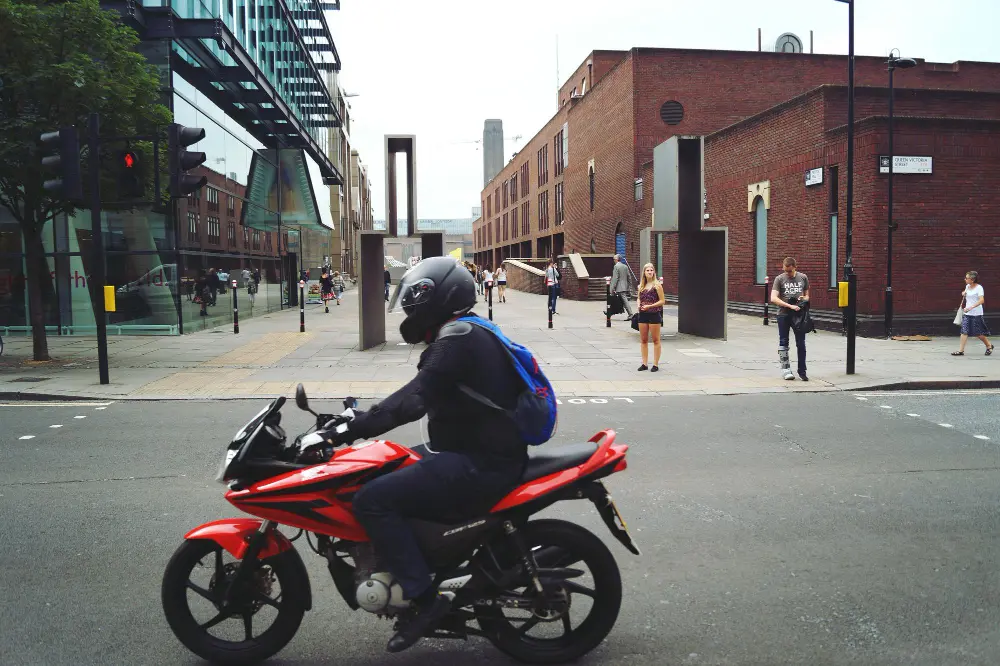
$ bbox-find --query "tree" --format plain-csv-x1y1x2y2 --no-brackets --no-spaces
0,0,170,360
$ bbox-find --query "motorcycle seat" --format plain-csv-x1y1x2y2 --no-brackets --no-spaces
520,442,600,483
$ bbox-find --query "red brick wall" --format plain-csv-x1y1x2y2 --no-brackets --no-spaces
702,85,1000,321
558,51,629,108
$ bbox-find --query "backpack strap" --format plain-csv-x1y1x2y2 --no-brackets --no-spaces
457,383,511,414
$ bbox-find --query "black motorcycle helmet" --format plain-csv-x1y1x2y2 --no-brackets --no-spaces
388,257,477,344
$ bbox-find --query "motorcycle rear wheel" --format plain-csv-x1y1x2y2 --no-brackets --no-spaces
162,538,307,665
476,518,623,664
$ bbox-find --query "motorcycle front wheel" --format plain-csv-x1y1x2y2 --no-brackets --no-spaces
162,538,308,665
476,518,623,664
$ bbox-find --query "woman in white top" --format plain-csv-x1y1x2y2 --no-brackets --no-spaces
495,265,508,303
482,267,494,303
953,270,993,356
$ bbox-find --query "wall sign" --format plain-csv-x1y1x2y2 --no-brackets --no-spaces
805,168,823,186
879,155,932,174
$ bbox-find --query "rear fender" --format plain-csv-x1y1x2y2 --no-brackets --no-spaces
185,518,292,560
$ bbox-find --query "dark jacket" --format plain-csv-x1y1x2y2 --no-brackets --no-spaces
349,314,527,470
790,300,816,334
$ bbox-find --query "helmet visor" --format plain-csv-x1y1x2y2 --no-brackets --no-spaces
387,276,436,314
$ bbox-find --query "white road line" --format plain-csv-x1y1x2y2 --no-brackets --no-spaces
974,435,991,441
74,416,87,420
18,435,35,440
95,407,108,411
906,413,920,417
939,423,954,428
856,397,869,401
49,425,63,429
0,401,115,408
880,405,892,409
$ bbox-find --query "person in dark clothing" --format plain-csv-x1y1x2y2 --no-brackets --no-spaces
194,270,210,317
317,256,528,654
207,267,221,306
384,266,391,301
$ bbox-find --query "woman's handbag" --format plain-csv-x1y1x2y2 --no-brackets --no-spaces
954,307,964,326
631,313,640,331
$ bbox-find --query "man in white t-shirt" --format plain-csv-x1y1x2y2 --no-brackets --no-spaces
953,270,994,356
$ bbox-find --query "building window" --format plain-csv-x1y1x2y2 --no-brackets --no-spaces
521,201,529,236
555,182,564,225
511,208,518,239
538,191,549,231
588,164,595,212
521,161,530,197
252,229,261,251
207,216,220,244
243,226,249,248
502,213,508,241
486,196,491,217
264,232,273,252
227,194,236,216
511,173,518,203
634,178,643,201
187,211,198,242
502,180,509,208
494,187,499,213
829,165,839,288
228,220,236,247
562,122,568,169
753,196,767,284
537,146,548,187
554,131,564,177
206,187,220,212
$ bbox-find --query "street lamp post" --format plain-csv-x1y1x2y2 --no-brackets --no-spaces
885,52,918,339
834,0,857,374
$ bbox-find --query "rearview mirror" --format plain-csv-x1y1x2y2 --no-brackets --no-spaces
343,396,358,410
295,383,316,414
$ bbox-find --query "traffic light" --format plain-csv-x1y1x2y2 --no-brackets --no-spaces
39,127,83,200
118,150,143,200
168,123,207,198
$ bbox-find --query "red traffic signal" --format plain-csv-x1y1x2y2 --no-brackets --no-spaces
123,151,137,168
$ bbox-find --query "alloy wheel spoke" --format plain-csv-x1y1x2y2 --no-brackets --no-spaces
214,547,225,580
243,613,254,641
564,581,596,598
186,580,216,603
561,611,572,635
255,592,280,610
516,616,540,636
200,611,230,631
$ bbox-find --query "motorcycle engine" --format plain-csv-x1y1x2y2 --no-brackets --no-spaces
355,572,409,614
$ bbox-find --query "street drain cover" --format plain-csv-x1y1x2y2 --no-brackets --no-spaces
10,377,51,383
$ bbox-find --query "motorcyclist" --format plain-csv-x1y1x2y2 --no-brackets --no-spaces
317,256,529,653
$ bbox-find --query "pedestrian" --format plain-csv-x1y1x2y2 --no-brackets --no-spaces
545,258,561,315
332,271,346,305
320,270,334,310
952,271,994,356
241,266,251,288
207,267,220,306
384,266,391,302
636,263,665,372
496,264,508,303
483,266,494,303
611,254,633,320
476,266,484,295
194,270,210,317
770,257,810,381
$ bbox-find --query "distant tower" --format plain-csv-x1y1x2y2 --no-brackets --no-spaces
483,119,504,186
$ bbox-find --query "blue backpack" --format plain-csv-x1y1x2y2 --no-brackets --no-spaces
456,316,558,446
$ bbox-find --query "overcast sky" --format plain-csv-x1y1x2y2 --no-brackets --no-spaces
327,0,1000,221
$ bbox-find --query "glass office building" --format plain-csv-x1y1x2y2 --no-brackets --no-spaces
0,0,342,336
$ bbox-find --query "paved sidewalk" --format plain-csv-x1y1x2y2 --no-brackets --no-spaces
1,287,997,400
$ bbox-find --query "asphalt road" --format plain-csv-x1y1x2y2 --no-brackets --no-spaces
1,392,998,666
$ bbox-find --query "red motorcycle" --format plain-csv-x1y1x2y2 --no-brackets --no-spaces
162,384,639,665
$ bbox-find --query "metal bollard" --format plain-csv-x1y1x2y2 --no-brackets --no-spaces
548,304,553,329
605,277,612,328
488,283,493,321
232,279,239,334
763,275,769,326
299,281,305,332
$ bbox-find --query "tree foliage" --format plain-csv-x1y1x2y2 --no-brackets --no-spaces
0,0,171,360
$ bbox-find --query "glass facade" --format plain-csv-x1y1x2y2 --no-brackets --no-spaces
0,0,340,337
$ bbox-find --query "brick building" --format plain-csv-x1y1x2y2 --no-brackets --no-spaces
473,47,1000,331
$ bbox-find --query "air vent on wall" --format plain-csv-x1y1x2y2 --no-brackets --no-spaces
659,101,684,125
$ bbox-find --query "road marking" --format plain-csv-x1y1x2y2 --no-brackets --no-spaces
555,397,634,405
0,401,114,408
856,397,869,401
856,390,1000,397
974,435,991,440
938,423,954,428
880,405,892,409
95,407,107,411
677,348,722,358
906,413,920,417
49,425,63,429
74,416,87,419
18,435,35,440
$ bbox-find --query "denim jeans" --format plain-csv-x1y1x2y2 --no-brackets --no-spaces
548,285,559,313
777,314,807,374
352,451,520,599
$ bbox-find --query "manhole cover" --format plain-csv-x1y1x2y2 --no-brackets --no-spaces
10,377,51,383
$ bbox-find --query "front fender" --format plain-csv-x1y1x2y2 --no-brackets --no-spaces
185,518,293,560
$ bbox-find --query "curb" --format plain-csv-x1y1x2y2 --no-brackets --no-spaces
845,379,1000,392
